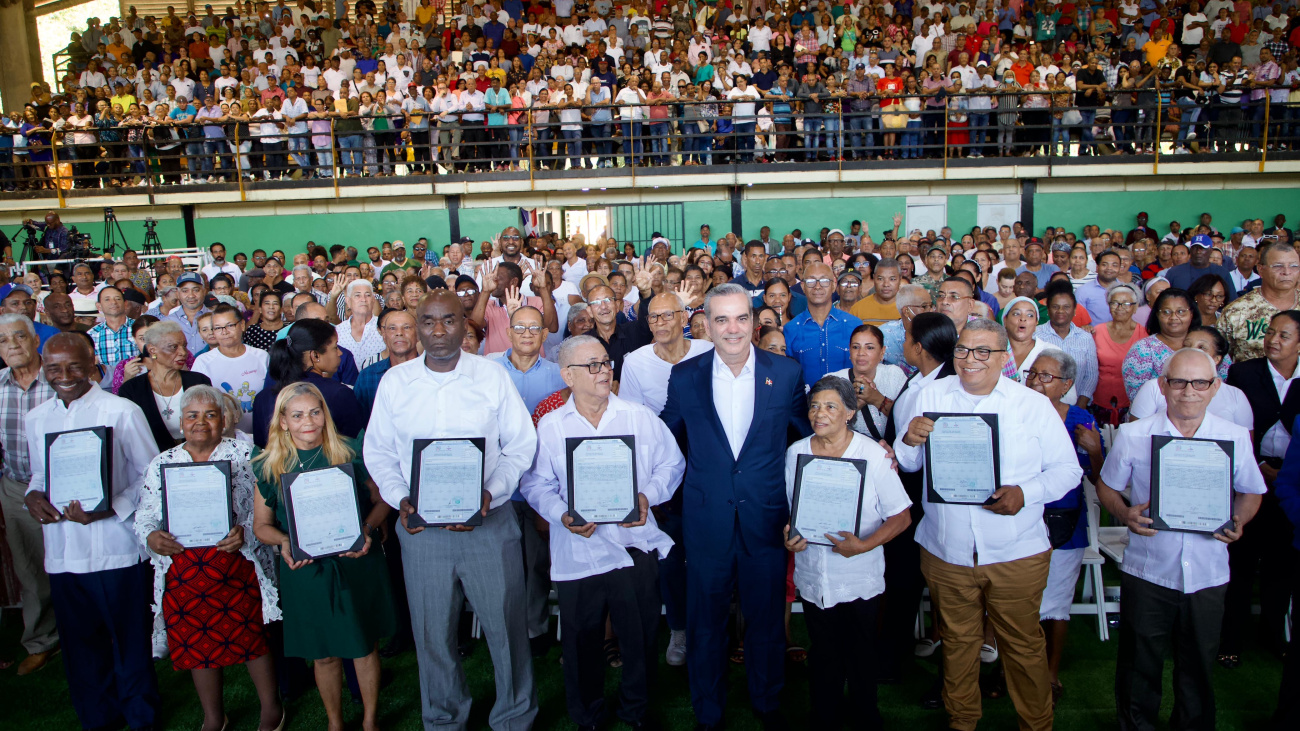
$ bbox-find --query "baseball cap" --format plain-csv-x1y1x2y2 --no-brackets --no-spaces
855,63,865,70
176,272,204,287
1190,234,1214,248
926,243,948,256
122,288,147,305
2,283,34,299
245,267,266,278
1230,226,1246,234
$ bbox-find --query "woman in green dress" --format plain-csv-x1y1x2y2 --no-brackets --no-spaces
251,381,394,731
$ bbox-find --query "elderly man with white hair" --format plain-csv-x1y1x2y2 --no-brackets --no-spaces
291,263,328,305
521,334,684,730
880,283,933,374
1096,347,1264,731
335,279,385,366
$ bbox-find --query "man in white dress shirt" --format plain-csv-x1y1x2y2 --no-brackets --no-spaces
618,292,712,666
1096,348,1264,731
200,241,243,284
363,290,538,731
522,335,684,730
895,318,1082,731
23,334,161,731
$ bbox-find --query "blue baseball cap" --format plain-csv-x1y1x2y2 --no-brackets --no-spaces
176,272,204,287
1190,234,1214,248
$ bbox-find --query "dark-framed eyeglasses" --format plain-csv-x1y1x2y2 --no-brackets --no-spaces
953,346,996,361
566,359,613,374
1165,377,1214,391
1025,370,1066,384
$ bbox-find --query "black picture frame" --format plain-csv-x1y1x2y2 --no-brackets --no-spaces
923,412,1002,506
1149,435,1235,535
408,437,487,528
280,463,364,562
44,426,112,513
565,435,639,526
789,454,867,546
161,460,235,548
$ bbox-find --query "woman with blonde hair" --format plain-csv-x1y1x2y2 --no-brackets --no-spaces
252,382,394,731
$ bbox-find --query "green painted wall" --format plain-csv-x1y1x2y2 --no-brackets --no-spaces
739,195,985,242
1032,188,1300,237
458,205,522,242
192,210,451,258
683,200,731,249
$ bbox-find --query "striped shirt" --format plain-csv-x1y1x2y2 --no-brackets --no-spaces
0,367,57,483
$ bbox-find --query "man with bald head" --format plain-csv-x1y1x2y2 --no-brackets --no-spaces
785,261,863,387
1097,348,1264,731
44,293,83,333
619,291,714,666
23,333,160,731
521,335,685,729
364,290,539,731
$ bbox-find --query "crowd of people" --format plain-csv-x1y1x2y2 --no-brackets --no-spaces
1,204,1299,731
3,0,1298,189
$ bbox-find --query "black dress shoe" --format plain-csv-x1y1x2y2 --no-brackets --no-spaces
921,679,944,709
757,710,790,731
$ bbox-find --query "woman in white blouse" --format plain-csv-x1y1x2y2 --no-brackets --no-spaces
829,324,907,443
783,375,912,729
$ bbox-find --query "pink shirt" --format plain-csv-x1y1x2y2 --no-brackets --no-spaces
483,296,546,356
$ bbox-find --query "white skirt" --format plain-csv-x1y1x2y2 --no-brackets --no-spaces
1038,547,1085,621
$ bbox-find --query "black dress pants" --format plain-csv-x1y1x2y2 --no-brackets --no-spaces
1271,547,1300,730
556,547,660,727
1222,490,1294,655
1116,573,1226,731
804,595,883,731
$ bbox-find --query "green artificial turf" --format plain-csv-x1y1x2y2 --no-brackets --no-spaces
0,606,1284,730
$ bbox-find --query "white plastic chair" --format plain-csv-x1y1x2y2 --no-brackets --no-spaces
1074,479,1120,640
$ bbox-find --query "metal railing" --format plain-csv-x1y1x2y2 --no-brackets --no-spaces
2,93,1294,204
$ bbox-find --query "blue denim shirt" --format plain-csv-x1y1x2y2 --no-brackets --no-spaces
784,307,863,388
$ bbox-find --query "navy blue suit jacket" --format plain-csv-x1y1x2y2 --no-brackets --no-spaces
660,348,813,557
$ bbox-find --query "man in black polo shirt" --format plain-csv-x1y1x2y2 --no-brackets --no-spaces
586,283,650,388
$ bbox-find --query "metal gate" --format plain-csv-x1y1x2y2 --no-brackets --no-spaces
608,203,686,255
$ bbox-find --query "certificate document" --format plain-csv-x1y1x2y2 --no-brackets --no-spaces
923,413,1001,505
162,461,234,548
1150,436,1234,534
565,436,639,525
45,427,112,512
281,464,364,561
409,438,486,528
790,455,867,546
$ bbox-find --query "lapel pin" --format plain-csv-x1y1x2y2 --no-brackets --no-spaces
765,378,773,386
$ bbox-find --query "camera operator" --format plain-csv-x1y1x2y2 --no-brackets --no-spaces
20,213,69,260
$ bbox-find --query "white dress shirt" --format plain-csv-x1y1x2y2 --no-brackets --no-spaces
1230,268,1260,293
26,384,159,575
785,433,911,609
1128,378,1253,430
363,354,538,510
521,394,685,582
894,375,1083,566
1099,412,1266,593
561,257,588,284
891,365,945,437
1261,361,1297,458
201,261,243,283
619,340,714,416
712,347,756,459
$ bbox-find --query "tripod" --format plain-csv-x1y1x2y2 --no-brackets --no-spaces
100,208,130,258
141,221,163,257
13,226,41,264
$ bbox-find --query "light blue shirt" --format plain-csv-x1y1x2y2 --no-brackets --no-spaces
1034,322,1100,400
490,349,565,501
783,307,863,388
1075,279,1113,324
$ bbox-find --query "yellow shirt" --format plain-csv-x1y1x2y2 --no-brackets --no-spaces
485,67,507,85
849,295,902,326
417,5,436,25
1143,38,1171,67
110,93,137,112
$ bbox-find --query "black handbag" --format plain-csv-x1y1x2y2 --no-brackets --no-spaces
1044,506,1082,549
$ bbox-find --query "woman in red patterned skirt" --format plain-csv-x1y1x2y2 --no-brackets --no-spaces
135,385,284,731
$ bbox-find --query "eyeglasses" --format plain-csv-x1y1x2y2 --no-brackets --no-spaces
588,296,614,308
566,359,613,374
1109,300,1136,308
1025,370,1066,384
211,323,239,333
840,283,860,289
647,310,684,323
953,346,996,361
901,303,933,316
802,277,833,288
765,268,788,276
1268,263,1300,273
456,289,478,297
1165,377,1214,391
1158,308,1191,318
935,292,969,301
510,324,545,334
500,235,522,242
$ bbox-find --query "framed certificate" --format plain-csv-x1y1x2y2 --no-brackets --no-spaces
280,463,364,562
44,426,112,513
923,413,1001,505
161,461,234,548
565,436,639,526
789,454,867,546
409,438,486,528
1149,435,1235,534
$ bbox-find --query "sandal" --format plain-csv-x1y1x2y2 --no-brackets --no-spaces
1217,653,1241,669
729,640,745,664
785,645,807,664
604,638,622,668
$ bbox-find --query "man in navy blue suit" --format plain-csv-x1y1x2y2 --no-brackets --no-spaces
660,282,812,730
